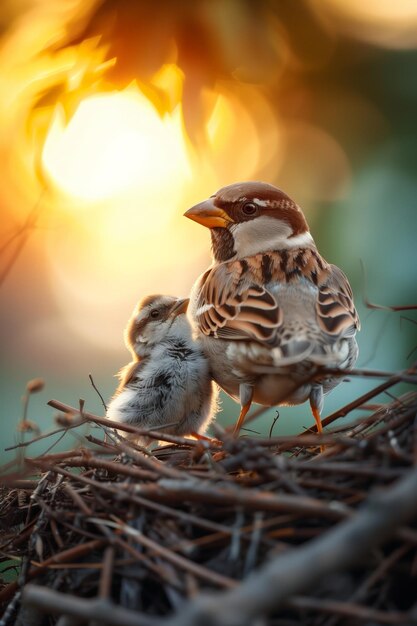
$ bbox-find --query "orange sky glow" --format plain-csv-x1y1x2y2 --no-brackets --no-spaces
0,0,414,363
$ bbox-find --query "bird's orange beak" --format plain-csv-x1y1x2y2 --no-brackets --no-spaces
169,297,190,318
184,199,233,229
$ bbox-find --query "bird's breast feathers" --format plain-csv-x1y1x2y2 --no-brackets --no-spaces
192,248,359,347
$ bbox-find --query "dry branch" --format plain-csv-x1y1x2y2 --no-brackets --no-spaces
165,463,417,626
1,384,417,625
23,586,156,626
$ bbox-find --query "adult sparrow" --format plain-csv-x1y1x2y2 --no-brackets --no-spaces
184,181,360,436
106,294,217,446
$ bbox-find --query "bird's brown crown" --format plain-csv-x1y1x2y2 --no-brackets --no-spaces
213,182,309,235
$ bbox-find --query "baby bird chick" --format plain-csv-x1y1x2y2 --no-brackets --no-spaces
106,294,217,446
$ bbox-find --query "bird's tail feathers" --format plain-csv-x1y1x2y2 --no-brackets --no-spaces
243,338,350,374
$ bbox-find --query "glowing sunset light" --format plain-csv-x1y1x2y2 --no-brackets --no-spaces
42,85,192,204
5,48,281,350
39,83,276,350
312,0,417,47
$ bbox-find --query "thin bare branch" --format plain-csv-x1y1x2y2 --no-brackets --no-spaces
23,586,157,626
88,374,107,411
164,465,417,626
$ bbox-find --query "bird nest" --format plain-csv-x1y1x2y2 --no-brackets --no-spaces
1,369,417,626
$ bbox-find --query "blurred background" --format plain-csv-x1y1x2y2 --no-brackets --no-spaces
1,0,416,460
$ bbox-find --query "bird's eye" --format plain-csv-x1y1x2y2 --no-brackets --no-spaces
241,202,257,216
150,309,160,319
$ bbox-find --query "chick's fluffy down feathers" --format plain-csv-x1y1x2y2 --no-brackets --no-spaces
107,323,217,446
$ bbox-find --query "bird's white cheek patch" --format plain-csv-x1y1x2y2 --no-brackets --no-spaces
231,216,314,257
231,216,291,257
286,231,314,248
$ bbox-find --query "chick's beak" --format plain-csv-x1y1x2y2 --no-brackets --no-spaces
184,199,233,229
170,298,190,318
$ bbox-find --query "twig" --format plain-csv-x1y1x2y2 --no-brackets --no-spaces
22,586,157,626
287,595,408,624
164,465,417,626
99,547,114,598
134,478,351,520
0,193,45,287
268,412,280,438
361,260,417,312
28,455,158,482
0,540,104,605
89,374,107,411
4,421,88,452
47,400,214,448
47,465,235,535
103,516,237,589
318,372,406,431
63,483,93,516
0,591,21,626
3,389,417,625
114,535,183,589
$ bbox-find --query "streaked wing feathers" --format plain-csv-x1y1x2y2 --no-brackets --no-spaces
317,264,360,337
196,264,282,343
195,253,359,345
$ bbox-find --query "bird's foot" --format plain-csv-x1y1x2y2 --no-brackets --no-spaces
190,431,222,446
311,405,325,453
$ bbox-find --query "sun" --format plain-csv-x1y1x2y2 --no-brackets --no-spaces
41,85,192,204
37,78,275,349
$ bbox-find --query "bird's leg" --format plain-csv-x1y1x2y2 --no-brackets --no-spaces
311,406,323,434
233,383,254,437
309,386,324,451
190,432,211,441
190,431,222,446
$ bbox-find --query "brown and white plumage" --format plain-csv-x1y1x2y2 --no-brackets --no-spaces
184,181,360,436
106,295,217,446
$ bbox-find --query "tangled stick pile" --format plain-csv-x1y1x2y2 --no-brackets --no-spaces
1,369,417,626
